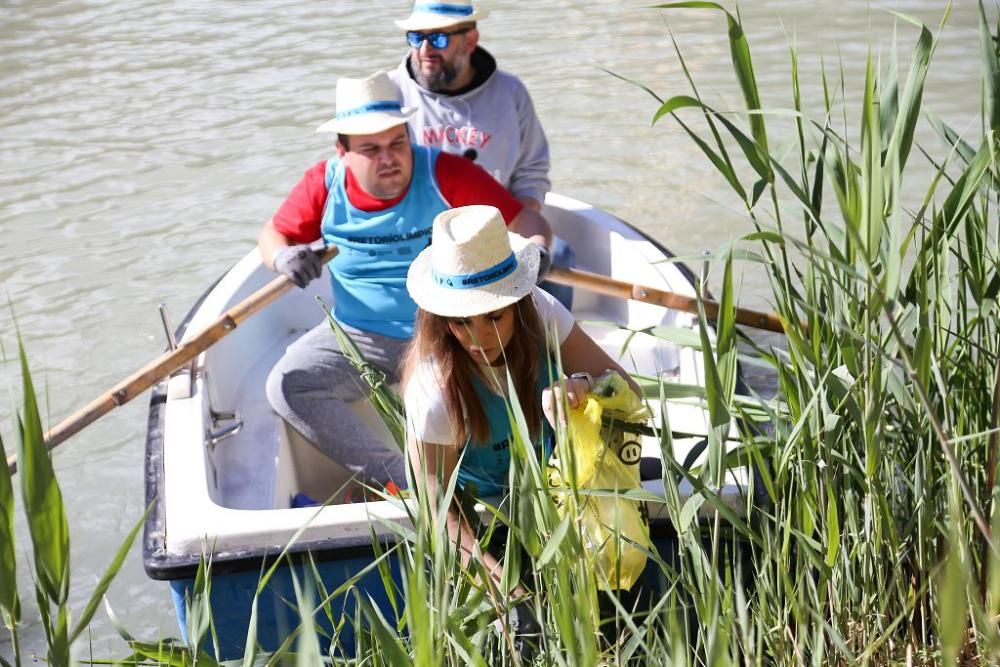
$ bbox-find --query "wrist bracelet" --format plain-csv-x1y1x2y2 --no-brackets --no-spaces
568,371,593,390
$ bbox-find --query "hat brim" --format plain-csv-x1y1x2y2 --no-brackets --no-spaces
394,8,488,31
408,233,539,318
316,107,416,135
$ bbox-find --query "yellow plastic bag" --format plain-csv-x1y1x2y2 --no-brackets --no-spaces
547,372,651,590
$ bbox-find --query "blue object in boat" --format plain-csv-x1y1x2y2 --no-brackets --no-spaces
291,492,320,508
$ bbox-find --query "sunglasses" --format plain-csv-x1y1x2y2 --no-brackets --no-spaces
406,27,471,50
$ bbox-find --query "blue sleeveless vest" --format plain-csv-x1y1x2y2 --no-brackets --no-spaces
456,352,556,497
321,145,448,339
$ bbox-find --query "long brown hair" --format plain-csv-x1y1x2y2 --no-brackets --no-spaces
402,296,547,445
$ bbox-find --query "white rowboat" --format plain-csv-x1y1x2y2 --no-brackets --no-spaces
142,193,752,658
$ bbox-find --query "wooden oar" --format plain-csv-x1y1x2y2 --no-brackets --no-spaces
545,265,786,334
6,245,339,475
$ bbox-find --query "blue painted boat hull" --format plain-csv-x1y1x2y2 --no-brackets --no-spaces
168,550,404,659
160,532,751,660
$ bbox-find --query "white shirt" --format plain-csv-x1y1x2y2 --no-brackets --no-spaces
404,288,575,444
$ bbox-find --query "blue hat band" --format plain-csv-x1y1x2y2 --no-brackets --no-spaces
413,3,474,17
432,253,517,289
336,101,402,120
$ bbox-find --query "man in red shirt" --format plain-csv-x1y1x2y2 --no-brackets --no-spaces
258,71,551,490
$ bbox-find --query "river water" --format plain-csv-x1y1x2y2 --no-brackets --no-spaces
0,0,988,658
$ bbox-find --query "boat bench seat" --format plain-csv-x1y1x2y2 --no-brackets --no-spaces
273,392,402,508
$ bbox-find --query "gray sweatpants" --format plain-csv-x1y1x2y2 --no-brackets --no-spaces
265,320,409,487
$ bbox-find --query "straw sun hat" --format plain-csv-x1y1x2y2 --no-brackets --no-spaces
395,0,489,32
407,206,540,318
316,71,416,136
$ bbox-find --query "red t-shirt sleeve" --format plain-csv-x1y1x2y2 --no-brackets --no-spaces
271,161,329,243
433,153,525,224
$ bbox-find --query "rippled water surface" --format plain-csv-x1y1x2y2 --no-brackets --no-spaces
0,0,989,657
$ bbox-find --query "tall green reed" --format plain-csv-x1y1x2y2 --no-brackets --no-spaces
637,0,1000,662
0,337,148,667
324,302,406,452
0,433,21,666
250,310,678,665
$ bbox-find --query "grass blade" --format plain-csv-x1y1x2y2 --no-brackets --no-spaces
653,2,770,160
15,339,70,608
356,591,410,666
0,430,20,631
980,0,1000,132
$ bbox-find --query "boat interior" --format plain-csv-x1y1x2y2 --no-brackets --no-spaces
160,194,752,555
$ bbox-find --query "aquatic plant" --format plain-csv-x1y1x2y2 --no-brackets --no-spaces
633,0,1000,662
0,338,147,667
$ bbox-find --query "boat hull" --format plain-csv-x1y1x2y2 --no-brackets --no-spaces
168,547,401,657
164,530,726,657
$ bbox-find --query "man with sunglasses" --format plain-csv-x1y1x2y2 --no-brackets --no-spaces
388,0,549,212
389,0,576,309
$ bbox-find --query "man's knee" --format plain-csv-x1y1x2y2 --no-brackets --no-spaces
265,360,294,416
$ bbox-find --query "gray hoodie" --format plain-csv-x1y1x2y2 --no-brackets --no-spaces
389,47,551,204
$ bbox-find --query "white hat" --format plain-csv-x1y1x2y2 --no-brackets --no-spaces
316,71,416,136
408,205,539,318
395,0,489,31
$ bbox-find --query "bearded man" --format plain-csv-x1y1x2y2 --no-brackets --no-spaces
388,0,549,212
389,0,577,309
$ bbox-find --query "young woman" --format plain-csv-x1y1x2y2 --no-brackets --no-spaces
401,204,640,597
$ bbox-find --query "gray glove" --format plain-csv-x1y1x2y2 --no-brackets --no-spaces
534,243,553,284
273,244,324,288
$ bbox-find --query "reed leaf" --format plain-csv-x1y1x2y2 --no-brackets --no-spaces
860,49,885,260
940,505,971,663
403,538,434,667
926,110,979,168
654,2,770,166
323,303,406,450
15,341,69,609
980,0,1000,133
0,431,20,633
124,640,201,666
694,253,736,490
184,556,217,661
240,593,260,667
13,339,71,665
658,108,749,203
823,485,840,569
880,13,938,195
288,568,321,665
655,95,777,207
355,591,410,666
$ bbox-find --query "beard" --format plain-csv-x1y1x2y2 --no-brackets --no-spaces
411,52,468,93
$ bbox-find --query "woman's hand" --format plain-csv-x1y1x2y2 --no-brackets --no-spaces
541,376,592,429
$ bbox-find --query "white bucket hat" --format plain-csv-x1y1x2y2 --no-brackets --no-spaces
395,0,489,31
408,205,539,318
316,71,416,136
